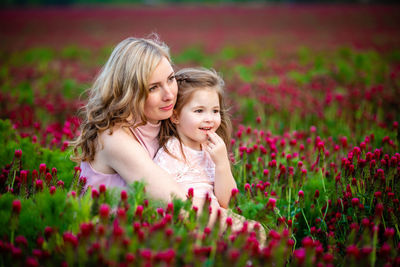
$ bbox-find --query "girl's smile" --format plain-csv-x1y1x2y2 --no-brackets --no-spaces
172,88,221,151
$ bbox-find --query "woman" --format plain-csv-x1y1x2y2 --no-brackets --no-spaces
71,36,186,201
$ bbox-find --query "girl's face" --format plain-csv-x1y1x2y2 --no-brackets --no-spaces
172,88,221,150
144,57,178,124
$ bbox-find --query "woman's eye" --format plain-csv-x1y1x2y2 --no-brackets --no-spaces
168,76,176,82
149,86,157,92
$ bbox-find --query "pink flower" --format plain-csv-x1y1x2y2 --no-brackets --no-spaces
310,126,316,133
244,183,251,191
120,190,128,201
126,252,135,263
99,204,110,219
14,150,22,159
63,232,78,247
298,190,304,198
293,248,306,264
167,202,173,213
346,244,359,258
99,184,106,194
49,186,56,195
157,207,164,216
267,198,276,209
226,217,233,227
39,163,46,174
25,257,39,267
187,188,194,198
91,188,99,199
136,205,144,217
57,180,64,188
351,198,359,206
35,180,43,191
268,230,281,240
140,248,152,260
231,188,239,198
375,203,384,216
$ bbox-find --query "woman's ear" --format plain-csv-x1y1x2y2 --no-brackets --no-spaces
170,110,179,124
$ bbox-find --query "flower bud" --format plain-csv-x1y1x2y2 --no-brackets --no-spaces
12,199,21,214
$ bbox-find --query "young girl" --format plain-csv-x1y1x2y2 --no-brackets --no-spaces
154,68,266,242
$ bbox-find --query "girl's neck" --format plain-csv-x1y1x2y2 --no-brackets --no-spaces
178,135,202,151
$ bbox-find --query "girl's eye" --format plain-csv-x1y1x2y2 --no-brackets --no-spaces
168,76,176,82
194,109,203,113
213,109,220,114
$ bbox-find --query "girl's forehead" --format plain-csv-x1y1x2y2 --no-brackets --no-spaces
185,88,220,105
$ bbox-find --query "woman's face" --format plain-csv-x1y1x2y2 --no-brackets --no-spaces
144,57,178,124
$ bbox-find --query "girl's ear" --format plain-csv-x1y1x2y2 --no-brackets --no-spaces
170,110,179,124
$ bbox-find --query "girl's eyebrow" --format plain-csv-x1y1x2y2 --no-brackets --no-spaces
148,72,175,87
192,105,220,109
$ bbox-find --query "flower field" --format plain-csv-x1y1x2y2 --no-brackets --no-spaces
1,5,400,266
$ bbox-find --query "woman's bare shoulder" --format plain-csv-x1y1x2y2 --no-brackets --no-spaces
98,126,143,155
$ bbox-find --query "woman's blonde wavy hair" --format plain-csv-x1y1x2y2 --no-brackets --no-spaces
158,67,232,161
71,36,171,162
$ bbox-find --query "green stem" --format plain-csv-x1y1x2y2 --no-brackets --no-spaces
288,187,291,220
319,168,326,193
371,226,378,267
10,229,14,245
10,170,16,189
394,224,400,240
321,199,329,231
381,214,386,229
301,208,311,235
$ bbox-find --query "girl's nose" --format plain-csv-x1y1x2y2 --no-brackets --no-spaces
204,113,213,122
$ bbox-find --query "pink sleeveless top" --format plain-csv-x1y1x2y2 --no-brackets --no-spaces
153,137,218,204
80,121,161,192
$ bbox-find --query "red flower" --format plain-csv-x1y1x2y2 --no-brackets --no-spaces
120,190,128,201
99,184,106,194
39,163,46,174
126,252,135,263
231,188,239,198
63,232,78,247
187,188,194,198
14,150,22,159
267,197,276,209
12,199,21,214
136,205,144,217
351,198,359,207
99,204,110,219
91,188,99,199
49,186,56,195
35,179,43,191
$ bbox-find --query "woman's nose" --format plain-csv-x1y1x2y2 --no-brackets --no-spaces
162,85,174,101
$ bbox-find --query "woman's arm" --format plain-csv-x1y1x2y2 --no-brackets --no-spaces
97,127,187,202
204,132,237,208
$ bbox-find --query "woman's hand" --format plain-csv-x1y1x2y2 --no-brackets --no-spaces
203,131,229,167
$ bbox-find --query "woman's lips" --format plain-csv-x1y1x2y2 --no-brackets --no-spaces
160,104,173,111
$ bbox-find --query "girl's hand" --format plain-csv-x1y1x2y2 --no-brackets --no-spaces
203,131,229,166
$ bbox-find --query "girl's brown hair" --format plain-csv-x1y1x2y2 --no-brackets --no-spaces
71,36,171,162
159,67,232,161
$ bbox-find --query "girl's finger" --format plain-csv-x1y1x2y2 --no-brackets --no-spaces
207,131,220,144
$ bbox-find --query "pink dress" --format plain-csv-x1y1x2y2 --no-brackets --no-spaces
80,121,160,192
154,137,267,246
153,137,220,208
